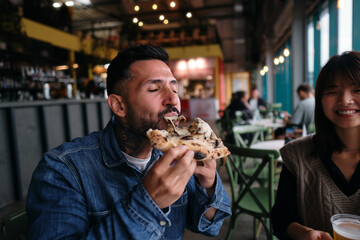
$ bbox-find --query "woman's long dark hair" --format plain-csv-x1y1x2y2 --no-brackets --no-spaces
314,51,360,157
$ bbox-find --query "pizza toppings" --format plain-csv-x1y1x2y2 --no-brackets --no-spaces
146,115,230,161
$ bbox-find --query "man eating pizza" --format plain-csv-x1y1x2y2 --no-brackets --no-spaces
26,45,231,239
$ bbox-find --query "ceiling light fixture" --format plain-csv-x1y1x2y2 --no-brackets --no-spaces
159,15,165,21
76,0,91,5
274,58,279,65
152,4,158,10
279,55,285,63
138,21,143,27
283,48,290,57
133,17,138,23
134,5,140,11
163,19,169,24
170,1,176,8
337,0,345,9
263,66,268,72
186,12,192,18
53,2,62,8
260,69,265,76
65,1,74,7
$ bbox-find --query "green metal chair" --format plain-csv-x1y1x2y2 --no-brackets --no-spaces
225,145,280,240
232,124,281,187
232,124,267,148
268,103,282,112
1,210,27,240
216,110,245,142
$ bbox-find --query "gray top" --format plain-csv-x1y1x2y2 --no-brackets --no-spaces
291,97,315,127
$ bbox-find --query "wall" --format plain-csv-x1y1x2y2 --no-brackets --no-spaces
0,99,111,209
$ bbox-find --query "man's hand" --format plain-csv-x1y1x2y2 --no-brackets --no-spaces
143,145,196,209
194,159,217,190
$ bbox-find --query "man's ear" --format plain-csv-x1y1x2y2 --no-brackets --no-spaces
108,94,126,117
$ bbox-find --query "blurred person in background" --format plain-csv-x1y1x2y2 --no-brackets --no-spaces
248,86,267,111
225,90,254,122
282,83,315,132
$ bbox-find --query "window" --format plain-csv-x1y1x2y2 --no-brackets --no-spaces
307,19,314,83
320,7,329,67
338,0,353,53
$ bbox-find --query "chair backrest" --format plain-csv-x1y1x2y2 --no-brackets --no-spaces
232,124,267,147
225,145,280,238
268,103,282,112
216,109,236,141
1,210,27,240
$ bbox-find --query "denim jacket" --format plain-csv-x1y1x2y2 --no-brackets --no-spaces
26,120,231,240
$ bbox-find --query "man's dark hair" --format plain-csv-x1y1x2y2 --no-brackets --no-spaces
106,45,169,96
314,51,360,157
236,91,246,99
296,83,312,94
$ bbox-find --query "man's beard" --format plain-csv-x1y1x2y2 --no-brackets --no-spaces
125,104,180,139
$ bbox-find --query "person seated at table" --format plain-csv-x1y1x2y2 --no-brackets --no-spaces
271,51,360,240
248,85,267,111
225,90,253,122
282,83,315,133
26,45,232,239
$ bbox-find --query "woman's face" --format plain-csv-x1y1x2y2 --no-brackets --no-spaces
321,79,360,131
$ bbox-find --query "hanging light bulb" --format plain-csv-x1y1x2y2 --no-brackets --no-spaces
53,2,62,8
133,17,138,23
152,4,158,10
159,15,165,21
138,21,143,27
279,55,285,63
263,66,268,72
65,1,74,7
163,19,169,24
170,1,176,8
274,58,279,65
283,48,290,57
337,0,345,9
186,12,192,18
134,5,140,11
260,69,265,76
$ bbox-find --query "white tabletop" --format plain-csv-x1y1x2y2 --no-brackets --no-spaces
251,139,284,160
251,118,285,129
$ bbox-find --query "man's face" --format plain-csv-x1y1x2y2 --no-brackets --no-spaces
123,60,181,137
297,90,307,100
251,89,259,98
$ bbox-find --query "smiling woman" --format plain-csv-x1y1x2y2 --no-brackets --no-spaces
271,51,360,240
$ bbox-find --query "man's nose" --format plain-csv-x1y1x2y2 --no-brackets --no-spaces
163,87,179,106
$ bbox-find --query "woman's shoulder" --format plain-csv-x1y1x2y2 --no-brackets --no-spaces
282,134,314,150
280,135,317,173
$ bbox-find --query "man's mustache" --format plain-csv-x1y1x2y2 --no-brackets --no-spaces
158,106,180,118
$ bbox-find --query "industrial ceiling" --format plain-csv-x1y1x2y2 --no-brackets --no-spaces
64,0,318,72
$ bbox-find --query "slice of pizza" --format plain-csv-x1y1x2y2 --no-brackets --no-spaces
146,115,230,161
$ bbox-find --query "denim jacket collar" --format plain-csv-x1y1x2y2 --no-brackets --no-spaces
99,118,162,169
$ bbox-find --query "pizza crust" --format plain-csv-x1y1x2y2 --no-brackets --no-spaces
146,116,230,161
